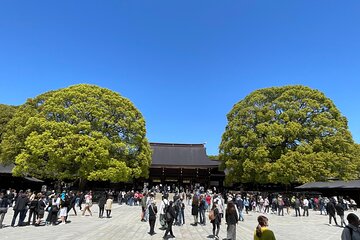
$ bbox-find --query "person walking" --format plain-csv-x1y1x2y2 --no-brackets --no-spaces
210,201,221,240
327,199,338,226
82,191,93,216
159,194,169,229
225,201,239,240
254,215,276,240
336,201,346,227
148,199,157,236
341,213,360,240
105,195,113,218
67,191,77,216
163,201,176,239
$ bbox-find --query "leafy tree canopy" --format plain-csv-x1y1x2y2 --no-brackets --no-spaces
0,84,151,183
219,85,359,185
0,104,17,157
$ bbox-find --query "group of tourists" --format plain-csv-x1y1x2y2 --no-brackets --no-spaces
2,185,360,239
0,188,114,229
136,189,276,240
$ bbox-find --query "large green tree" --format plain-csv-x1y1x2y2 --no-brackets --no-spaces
0,104,17,157
0,84,152,184
219,85,359,185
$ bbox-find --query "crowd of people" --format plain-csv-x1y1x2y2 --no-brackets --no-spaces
0,188,114,229
1,185,360,239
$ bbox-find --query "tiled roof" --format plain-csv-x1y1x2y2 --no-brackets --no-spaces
150,142,220,167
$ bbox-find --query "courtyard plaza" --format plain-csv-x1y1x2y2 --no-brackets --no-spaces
1,198,347,240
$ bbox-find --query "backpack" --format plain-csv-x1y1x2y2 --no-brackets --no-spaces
209,210,215,221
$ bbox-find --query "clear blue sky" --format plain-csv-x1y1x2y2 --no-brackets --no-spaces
0,1,359,155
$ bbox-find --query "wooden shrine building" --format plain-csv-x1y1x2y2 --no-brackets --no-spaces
148,143,224,188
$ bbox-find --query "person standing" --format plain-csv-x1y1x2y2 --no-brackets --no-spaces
341,213,360,240
148,199,157,235
294,197,301,217
210,201,221,240
225,202,239,240
105,195,113,218
199,195,207,225
254,215,276,240
11,190,29,227
163,201,176,239
27,193,39,225
192,196,199,226
302,197,309,217
35,194,46,226
0,190,11,228
98,194,106,218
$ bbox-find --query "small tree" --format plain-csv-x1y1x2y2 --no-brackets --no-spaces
0,84,152,184
219,85,359,185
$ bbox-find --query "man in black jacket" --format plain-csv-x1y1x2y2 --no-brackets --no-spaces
11,190,29,227
327,199,338,226
148,200,158,235
335,201,346,227
163,201,176,239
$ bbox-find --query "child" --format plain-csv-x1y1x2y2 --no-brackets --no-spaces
105,195,113,218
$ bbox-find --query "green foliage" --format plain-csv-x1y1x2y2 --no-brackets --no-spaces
0,104,17,159
219,85,359,185
0,84,152,182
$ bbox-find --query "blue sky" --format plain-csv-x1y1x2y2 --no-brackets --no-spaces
0,1,359,155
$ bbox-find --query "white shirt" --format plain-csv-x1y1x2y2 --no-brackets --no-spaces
303,199,309,207
159,198,169,214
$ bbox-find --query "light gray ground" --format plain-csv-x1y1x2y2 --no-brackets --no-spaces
0,202,347,240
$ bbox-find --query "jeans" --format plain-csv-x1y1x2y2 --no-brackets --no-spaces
199,209,206,224
303,206,309,216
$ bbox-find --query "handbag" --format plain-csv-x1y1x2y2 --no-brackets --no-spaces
52,206,59,212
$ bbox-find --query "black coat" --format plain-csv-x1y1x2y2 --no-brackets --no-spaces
327,202,336,215
166,206,176,222
225,209,238,225
192,203,199,215
335,203,344,216
98,196,106,208
14,194,29,211
148,204,157,221
210,207,221,225
0,195,10,208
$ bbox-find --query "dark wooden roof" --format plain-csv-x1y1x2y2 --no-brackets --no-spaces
296,180,360,189
150,142,220,168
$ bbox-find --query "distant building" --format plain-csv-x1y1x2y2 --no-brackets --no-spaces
148,142,224,188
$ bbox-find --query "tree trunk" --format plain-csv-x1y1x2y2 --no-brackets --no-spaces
79,178,87,190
